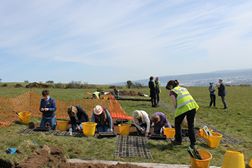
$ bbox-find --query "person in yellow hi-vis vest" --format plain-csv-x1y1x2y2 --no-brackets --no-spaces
166,80,199,147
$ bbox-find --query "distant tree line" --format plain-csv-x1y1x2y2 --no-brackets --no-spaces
0,80,111,89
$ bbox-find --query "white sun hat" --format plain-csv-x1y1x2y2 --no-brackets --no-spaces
93,105,103,115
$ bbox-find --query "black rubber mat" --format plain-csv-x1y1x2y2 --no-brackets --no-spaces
19,128,84,137
115,135,152,159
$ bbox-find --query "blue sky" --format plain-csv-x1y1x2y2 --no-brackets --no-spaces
1,0,252,84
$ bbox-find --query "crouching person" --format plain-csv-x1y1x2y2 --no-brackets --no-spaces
151,112,172,134
91,105,113,132
39,90,56,130
132,110,150,136
67,105,89,132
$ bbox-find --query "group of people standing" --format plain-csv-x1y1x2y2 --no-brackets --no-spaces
209,79,228,109
148,76,161,107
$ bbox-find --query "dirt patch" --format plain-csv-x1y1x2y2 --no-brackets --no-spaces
119,90,145,97
60,163,147,168
16,145,66,168
14,145,146,168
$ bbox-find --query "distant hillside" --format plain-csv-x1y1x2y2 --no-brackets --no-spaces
119,69,252,86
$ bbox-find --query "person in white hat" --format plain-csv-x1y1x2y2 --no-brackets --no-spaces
132,110,150,136
67,105,89,132
91,105,113,132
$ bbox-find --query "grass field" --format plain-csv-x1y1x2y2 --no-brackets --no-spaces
0,86,251,166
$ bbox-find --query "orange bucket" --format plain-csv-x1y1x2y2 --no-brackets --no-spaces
249,158,252,168
18,111,31,124
56,120,69,131
198,129,204,137
163,128,175,138
191,149,212,168
198,128,210,139
207,132,222,148
118,124,130,135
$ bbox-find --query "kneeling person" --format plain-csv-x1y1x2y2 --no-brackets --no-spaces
151,112,171,134
39,90,56,130
68,105,89,132
91,105,113,132
132,110,150,136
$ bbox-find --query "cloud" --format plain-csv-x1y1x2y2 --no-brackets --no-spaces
0,0,252,83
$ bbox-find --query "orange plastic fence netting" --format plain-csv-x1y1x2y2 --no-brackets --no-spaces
0,91,132,127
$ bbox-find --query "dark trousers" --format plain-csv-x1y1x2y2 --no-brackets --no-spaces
40,116,56,130
156,93,160,105
153,123,163,134
151,95,157,107
175,109,196,146
209,94,216,107
136,123,147,136
221,96,227,108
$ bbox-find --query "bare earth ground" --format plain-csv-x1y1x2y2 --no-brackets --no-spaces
14,145,146,168
13,146,220,168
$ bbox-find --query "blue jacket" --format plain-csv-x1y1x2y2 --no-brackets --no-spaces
39,97,56,118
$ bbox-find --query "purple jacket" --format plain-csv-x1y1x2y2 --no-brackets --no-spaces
153,112,171,128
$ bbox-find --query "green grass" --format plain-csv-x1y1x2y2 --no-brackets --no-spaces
0,86,252,166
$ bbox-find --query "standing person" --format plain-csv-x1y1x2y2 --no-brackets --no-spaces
113,88,120,99
67,105,89,132
150,112,172,134
218,79,227,109
166,80,199,148
155,77,161,105
132,110,151,136
209,82,216,107
91,105,113,132
149,76,157,107
39,90,57,130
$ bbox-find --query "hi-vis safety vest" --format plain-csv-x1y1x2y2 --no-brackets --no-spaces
172,86,199,118
155,81,161,93
93,91,100,99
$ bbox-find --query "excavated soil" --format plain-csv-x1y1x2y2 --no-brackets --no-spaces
14,145,146,168
16,145,66,168
60,163,146,168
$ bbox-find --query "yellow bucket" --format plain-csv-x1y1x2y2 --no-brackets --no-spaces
191,149,212,168
82,122,97,136
56,120,69,131
198,128,208,139
249,158,252,168
18,111,31,124
163,128,175,138
222,150,245,168
118,124,130,135
207,132,222,148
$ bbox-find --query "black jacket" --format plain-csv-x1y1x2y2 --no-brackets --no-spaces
148,80,156,97
69,106,89,130
218,84,226,96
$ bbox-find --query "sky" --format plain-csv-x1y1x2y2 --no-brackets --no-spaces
1,0,252,84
